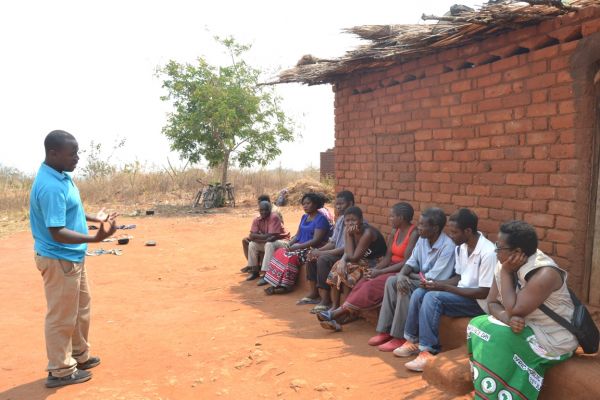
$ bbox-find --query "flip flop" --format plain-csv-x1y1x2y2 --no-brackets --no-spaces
296,297,320,305
310,304,329,314
316,310,335,322
320,320,342,332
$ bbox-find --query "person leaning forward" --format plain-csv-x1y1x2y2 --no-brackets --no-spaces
244,201,290,280
30,130,118,388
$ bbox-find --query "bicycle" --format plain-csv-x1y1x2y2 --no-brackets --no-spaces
191,180,235,208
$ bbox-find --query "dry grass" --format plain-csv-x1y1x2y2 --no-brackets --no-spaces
0,166,330,238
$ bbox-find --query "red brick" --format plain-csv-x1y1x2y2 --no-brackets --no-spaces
548,200,575,217
414,192,431,202
461,89,484,103
558,100,576,114
534,174,549,186
452,195,477,207
532,89,548,104
556,244,574,258
506,173,534,185
491,185,518,197
450,104,473,116
485,84,513,98
504,147,533,159
539,241,555,255
430,107,449,118
559,130,576,144
556,216,577,230
415,129,433,141
467,137,491,149
466,185,490,196
490,160,520,173
486,110,513,122
526,73,557,90
479,197,503,208
434,150,453,161
489,208,516,222
444,140,466,151
477,73,502,88
454,151,477,162
491,56,520,72
532,200,548,213
550,144,576,159
415,151,433,161
559,160,578,173
481,149,504,160
503,199,533,212
526,131,559,145
532,117,549,130
528,45,559,61
524,160,557,173
582,19,600,36
491,135,519,147
462,114,486,126
549,85,574,101
527,103,557,117
546,229,574,244
549,174,577,187
479,123,504,136
478,98,504,112
506,119,533,134
451,80,472,93
556,70,573,83
524,213,555,228
503,65,530,82
501,93,531,108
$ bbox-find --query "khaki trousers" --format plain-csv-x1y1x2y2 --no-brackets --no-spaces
35,254,91,377
257,240,289,272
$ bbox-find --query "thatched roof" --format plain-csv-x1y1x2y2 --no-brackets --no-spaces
270,0,599,86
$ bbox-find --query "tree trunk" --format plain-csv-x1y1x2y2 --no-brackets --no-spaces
221,152,230,185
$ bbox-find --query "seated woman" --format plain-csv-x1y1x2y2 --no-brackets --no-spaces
468,220,578,400
318,202,418,331
263,192,331,295
319,206,386,330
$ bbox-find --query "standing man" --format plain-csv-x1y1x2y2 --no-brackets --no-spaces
399,208,496,371
244,201,290,280
368,207,456,352
30,130,117,388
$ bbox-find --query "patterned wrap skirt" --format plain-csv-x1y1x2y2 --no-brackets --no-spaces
264,248,308,288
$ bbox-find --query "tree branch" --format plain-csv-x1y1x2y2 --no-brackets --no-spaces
519,0,579,12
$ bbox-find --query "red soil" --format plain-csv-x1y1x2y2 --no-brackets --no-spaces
0,207,470,399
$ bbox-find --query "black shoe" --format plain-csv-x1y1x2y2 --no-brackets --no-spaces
77,356,101,370
257,277,268,286
45,369,92,388
240,266,251,273
245,271,260,281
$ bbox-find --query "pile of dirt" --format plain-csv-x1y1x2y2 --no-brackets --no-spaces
280,178,335,206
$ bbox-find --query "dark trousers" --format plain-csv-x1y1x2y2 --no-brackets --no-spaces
306,253,341,290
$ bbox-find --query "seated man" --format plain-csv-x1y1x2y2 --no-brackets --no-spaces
368,207,456,352
297,190,355,313
244,201,289,280
398,208,496,372
241,194,283,272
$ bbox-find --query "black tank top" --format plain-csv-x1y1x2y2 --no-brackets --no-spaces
360,223,387,259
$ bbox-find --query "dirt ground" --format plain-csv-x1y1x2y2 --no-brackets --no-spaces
0,207,470,400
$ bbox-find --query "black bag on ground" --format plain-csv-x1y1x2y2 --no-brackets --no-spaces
539,289,599,354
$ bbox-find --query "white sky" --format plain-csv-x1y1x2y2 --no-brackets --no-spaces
0,0,478,175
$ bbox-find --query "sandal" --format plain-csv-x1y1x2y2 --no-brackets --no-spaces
310,304,329,314
264,286,290,296
320,320,342,332
296,297,320,305
316,310,335,322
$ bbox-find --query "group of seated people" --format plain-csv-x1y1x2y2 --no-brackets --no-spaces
240,191,579,399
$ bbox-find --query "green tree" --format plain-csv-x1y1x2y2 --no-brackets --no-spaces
157,36,295,186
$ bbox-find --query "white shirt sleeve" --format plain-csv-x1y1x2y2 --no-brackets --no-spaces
477,250,497,288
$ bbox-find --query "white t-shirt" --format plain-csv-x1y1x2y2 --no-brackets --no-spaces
454,232,497,311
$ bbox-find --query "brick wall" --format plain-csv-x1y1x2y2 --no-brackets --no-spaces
333,7,600,296
320,148,335,181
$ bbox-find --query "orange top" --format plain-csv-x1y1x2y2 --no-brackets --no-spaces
390,224,416,264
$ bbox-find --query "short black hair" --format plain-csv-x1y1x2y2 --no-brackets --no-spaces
258,200,272,211
421,207,447,230
257,194,271,203
301,192,326,209
44,130,76,153
344,206,363,220
449,208,478,232
336,190,355,205
499,220,538,256
392,202,414,222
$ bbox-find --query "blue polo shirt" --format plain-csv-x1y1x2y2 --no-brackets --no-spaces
30,163,88,262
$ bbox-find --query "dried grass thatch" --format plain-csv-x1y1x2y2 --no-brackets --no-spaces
269,0,599,85
282,178,335,206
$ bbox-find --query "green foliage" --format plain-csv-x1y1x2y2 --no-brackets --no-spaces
156,36,295,183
